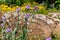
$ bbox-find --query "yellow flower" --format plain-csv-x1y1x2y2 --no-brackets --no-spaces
1,4,4,7
27,2,31,5
23,3,27,5
39,6,45,9
30,7,33,9
0,4,8,11
23,2,31,6
15,6,19,8
12,7,16,11
7,7,12,11
20,6,26,11
33,1,38,5
1,4,8,8
2,7,7,11
4,5,8,8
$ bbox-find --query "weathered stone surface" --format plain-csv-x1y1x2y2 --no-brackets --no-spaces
0,12,60,38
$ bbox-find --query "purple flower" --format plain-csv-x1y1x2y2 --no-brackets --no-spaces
25,14,29,18
26,5,30,9
46,37,51,40
16,7,20,12
6,28,11,32
1,23,4,27
1,16,6,21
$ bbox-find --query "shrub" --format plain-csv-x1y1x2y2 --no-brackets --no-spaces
54,0,60,9
0,0,34,6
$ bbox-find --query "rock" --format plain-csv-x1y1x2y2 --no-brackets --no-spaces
52,13,57,17
58,23,60,26
1,12,60,39
47,19,54,24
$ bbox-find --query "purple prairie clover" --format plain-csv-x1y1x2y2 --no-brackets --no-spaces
1,23,4,27
25,14,29,18
6,28,11,32
25,14,29,24
1,16,6,21
16,7,20,12
26,5,30,9
46,37,51,40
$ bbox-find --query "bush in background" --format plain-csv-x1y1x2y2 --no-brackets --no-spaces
0,0,34,6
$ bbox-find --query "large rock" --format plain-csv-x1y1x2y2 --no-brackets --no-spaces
0,12,60,39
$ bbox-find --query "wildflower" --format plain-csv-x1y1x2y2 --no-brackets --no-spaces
16,7,20,12
1,23,4,27
33,1,38,5
25,14,29,18
39,6,45,9
26,5,30,9
21,6,26,11
1,16,6,21
6,28,11,32
46,37,51,40
25,14,29,25
30,7,33,9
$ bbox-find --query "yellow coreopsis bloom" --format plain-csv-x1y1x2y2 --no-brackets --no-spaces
21,6,26,11
23,2,31,6
23,3,27,5
1,4,4,7
12,7,16,11
4,5,8,8
1,4,8,8
33,1,38,5
27,2,31,5
9,7,13,11
30,7,33,9
2,7,7,11
15,6,19,8
39,6,45,9
7,7,12,11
